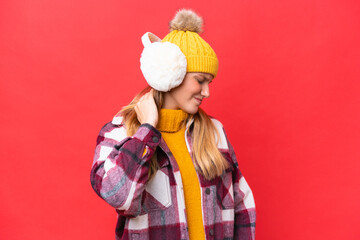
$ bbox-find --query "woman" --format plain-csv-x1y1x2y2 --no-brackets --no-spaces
91,9,256,240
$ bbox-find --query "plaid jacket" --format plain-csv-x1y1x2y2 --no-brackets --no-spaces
91,115,256,240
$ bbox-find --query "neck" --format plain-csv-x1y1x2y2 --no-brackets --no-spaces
162,92,179,110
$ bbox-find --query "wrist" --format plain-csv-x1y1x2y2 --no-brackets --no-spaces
143,119,157,127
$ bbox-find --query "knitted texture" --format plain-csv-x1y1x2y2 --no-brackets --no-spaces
162,30,218,77
157,108,188,132
157,109,206,240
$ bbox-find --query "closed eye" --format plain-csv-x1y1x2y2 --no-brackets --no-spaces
196,78,205,84
197,79,212,85
195,73,213,84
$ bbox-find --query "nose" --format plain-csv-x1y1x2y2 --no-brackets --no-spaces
201,83,210,98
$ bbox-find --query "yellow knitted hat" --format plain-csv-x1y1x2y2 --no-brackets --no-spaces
161,10,219,78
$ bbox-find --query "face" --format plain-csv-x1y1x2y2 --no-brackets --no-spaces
163,72,213,114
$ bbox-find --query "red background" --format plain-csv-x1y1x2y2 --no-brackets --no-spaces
1,0,359,239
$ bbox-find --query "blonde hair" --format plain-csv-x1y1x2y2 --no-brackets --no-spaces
120,86,229,180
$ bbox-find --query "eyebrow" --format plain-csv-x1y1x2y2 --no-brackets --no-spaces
198,74,213,81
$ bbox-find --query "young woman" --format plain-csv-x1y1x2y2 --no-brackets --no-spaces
91,9,256,240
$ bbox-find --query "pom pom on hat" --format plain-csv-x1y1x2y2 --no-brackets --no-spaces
169,9,203,33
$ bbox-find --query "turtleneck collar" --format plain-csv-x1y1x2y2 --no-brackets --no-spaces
157,109,189,133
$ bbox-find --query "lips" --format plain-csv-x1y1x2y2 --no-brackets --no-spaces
194,97,202,104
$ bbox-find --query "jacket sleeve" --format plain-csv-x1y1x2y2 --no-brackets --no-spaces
224,128,256,240
90,122,161,217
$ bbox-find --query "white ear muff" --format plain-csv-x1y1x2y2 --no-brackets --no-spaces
140,32,187,92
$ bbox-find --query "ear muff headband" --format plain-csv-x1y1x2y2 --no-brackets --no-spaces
140,32,187,92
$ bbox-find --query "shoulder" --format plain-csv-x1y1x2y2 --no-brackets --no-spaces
209,117,224,130
209,117,229,150
97,116,127,142
111,112,123,125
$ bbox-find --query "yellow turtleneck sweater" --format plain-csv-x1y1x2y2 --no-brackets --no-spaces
157,109,205,240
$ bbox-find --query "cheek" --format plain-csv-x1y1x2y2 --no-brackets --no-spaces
185,81,201,95
171,79,201,102
176,86,196,99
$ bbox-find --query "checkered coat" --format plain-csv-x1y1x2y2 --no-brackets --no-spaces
91,115,256,240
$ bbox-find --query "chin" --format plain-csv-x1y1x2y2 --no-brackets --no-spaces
182,106,199,115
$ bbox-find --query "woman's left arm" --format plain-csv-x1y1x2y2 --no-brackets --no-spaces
223,128,256,240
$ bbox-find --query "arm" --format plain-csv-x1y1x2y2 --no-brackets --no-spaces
90,122,161,217
224,129,256,240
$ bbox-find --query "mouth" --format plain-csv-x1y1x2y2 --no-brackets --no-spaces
194,97,203,104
